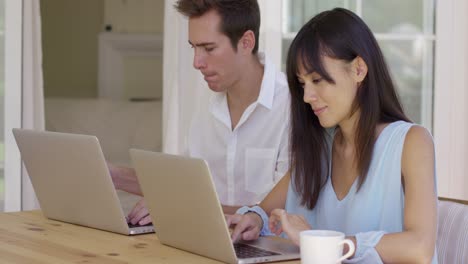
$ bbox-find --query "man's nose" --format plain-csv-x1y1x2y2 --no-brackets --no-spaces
193,51,206,70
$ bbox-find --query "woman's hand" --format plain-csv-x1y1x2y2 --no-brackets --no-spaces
269,209,311,245
226,213,263,242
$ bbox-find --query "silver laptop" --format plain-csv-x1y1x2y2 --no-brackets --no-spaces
12,128,154,235
130,149,300,264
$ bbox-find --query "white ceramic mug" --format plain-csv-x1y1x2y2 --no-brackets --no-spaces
300,230,355,264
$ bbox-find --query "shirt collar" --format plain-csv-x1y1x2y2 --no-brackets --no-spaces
209,93,231,128
256,52,275,110
209,52,277,128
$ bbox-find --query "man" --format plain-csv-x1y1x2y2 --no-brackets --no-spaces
114,0,290,225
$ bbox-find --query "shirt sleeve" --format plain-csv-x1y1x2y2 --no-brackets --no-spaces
274,115,290,183
343,231,386,264
236,205,274,236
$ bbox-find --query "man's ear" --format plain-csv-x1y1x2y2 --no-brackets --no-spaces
238,30,256,54
353,56,368,82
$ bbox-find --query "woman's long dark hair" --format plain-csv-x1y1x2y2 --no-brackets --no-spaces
287,8,410,210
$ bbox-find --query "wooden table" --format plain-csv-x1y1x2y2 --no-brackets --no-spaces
0,210,300,264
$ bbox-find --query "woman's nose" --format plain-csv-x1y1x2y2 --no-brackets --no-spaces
303,84,317,104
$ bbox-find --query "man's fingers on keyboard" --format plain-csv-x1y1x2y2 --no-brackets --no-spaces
131,208,149,225
139,215,152,225
231,219,250,242
241,227,259,241
226,214,242,227
129,199,146,219
128,204,142,219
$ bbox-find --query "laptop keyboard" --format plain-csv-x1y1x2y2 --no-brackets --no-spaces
127,222,153,228
234,243,281,258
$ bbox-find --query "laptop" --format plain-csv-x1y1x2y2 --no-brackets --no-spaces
130,149,300,264
12,128,154,235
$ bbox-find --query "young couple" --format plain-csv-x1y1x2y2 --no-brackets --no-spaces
111,1,438,263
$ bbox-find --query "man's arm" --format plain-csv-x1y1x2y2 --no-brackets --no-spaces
108,163,142,195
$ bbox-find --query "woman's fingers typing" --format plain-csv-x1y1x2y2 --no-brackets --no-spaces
269,209,311,245
269,209,286,235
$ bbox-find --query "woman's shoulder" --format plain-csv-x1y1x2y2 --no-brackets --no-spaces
377,120,428,137
400,124,435,178
403,124,434,155
375,121,433,154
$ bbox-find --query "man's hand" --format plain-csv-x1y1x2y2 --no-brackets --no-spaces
269,209,311,245
226,213,263,243
127,198,152,225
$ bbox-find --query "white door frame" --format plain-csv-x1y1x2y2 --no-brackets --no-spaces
433,0,468,201
4,0,23,212
258,0,282,68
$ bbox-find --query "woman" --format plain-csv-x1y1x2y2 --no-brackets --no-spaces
228,8,437,263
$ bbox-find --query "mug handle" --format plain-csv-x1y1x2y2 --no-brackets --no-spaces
337,239,355,263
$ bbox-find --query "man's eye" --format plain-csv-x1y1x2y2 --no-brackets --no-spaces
205,47,215,52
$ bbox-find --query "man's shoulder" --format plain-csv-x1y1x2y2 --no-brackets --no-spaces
275,71,289,91
271,71,290,106
260,53,288,91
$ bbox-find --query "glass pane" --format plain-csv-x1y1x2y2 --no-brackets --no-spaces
379,39,434,127
283,0,357,33
362,0,432,34
0,0,5,211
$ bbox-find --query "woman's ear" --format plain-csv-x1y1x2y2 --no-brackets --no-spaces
238,30,256,54
353,56,368,82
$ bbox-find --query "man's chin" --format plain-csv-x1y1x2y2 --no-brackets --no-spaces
207,83,225,93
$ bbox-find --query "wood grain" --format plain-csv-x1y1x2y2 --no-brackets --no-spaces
0,210,299,264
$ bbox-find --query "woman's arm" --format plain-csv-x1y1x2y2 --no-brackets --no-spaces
259,171,291,214
220,171,290,215
228,171,291,241
375,125,437,263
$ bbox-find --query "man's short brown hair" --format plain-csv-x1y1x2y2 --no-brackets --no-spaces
175,0,260,54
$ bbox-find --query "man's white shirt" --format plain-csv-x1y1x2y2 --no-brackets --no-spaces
188,53,290,206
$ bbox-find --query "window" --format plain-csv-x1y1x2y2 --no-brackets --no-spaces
281,0,436,129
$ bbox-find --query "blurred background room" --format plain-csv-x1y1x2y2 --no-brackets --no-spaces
0,0,467,213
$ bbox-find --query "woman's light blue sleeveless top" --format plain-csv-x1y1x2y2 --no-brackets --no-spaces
285,121,437,262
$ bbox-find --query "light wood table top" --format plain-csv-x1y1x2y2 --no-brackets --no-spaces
0,210,300,264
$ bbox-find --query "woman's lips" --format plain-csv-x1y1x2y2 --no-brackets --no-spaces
313,106,327,115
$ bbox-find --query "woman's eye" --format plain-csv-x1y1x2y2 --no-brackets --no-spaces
312,78,322,84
